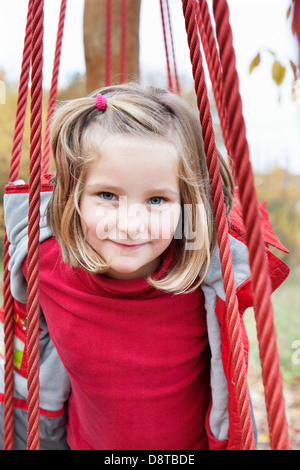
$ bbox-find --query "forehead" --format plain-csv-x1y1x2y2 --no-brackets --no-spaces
84,133,179,189
86,132,178,169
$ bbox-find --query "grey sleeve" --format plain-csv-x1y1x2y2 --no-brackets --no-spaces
202,235,251,441
1,182,71,450
4,181,53,304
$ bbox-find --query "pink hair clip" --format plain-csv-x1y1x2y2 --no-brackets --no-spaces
96,93,107,112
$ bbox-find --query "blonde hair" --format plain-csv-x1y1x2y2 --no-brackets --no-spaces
47,82,234,294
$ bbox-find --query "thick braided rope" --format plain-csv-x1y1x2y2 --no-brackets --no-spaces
159,0,174,92
3,0,34,450
105,0,113,86
120,0,127,83
159,0,180,94
294,0,300,64
181,0,255,449
195,0,231,160
212,0,291,450
42,0,67,174
9,0,33,182
2,233,15,450
26,0,44,450
165,0,180,94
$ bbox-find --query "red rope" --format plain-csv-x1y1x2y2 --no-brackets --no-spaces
2,233,15,450
165,0,180,94
9,0,33,183
159,0,180,93
26,0,44,450
194,0,231,161
105,0,113,86
120,0,127,83
182,0,255,450
212,0,291,450
42,0,67,174
294,0,300,65
3,0,34,450
160,0,174,92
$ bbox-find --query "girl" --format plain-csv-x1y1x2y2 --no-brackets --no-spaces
1,83,289,450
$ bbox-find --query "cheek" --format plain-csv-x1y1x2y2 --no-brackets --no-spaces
95,208,118,240
149,206,181,240
80,200,94,237
80,200,116,240
81,216,98,242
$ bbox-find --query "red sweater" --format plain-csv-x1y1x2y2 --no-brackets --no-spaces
24,237,211,450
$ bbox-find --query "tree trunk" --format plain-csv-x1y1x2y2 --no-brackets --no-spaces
84,0,141,93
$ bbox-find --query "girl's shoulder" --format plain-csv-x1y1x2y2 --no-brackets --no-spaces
203,199,289,296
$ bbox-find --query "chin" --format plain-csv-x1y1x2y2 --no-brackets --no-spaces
107,268,145,280
107,257,159,280
106,261,142,277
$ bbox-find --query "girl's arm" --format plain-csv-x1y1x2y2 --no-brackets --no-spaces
1,181,71,450
4,180,53,303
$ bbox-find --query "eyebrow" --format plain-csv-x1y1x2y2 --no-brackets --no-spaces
86,183,179,197
144,187,179,197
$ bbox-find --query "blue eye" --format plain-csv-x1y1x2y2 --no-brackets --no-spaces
150,197,163,205
101,192,115,201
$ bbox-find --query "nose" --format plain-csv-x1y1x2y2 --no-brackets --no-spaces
117,219,145,234
117,202,148,240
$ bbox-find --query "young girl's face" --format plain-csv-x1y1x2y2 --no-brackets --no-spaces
80,134,181,280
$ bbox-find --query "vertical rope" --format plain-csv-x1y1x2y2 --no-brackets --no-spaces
181,0,255,449
9,0,33,183
212,0,291,450
105,0,113,86
294,0,300,65
194,0,231,160
159,0,174,91
3,0,34,450
165,0,180,94
2,232,14,451
42,0,67,174
26,0,44,450
159,0,180,93
120,0,127,83
2,233,15,451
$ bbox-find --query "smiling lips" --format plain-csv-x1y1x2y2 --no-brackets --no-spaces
110,241,147,250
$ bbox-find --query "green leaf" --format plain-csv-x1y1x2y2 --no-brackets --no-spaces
272,60,286,86
249,53,261,74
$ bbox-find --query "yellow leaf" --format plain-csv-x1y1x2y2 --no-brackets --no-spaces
291,77,299,102
272,60,286,86
249,53,261,73
278,91,282,103
258,433,270,444
290,60,298,81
